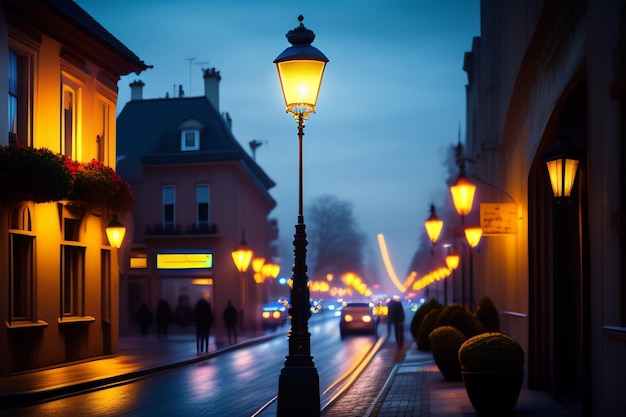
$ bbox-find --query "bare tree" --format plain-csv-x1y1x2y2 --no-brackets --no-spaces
306,194,366,281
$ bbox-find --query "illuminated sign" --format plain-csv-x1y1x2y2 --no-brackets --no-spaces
480,203,518,235
157,253,213,270
130,257,148,269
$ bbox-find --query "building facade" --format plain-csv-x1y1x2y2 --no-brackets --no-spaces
0,0,147,374
116,69,279,337
463,0,626,415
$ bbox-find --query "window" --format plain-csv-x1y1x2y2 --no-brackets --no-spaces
181,130,200,151
61,74,82,159
196,184,210,228
8,49,32,146
61,245,85,317
9,206,34,322
96,99,111,163
162,185,176,230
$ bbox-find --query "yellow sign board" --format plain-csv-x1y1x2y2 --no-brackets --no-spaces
157,253,213,269
480,203,518,235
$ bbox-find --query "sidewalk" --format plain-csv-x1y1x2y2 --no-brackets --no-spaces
324,335,579,417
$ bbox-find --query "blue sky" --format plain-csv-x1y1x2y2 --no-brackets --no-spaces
76,0,480,292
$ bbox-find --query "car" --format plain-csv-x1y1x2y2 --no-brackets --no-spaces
261,300,288,329
339,302,378,338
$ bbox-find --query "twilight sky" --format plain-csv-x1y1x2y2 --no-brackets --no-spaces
76,0,480,292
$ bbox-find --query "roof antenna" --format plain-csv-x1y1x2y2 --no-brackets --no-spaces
249,140,263,161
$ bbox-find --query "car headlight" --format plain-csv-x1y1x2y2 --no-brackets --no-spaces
343,314,354,322
362,315,372,323
272,311,281,319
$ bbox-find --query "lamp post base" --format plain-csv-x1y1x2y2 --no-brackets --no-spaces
277,364,320,416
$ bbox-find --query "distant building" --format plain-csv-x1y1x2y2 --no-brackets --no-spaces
462,1,626,415
116,68,279,336
0,0,148,374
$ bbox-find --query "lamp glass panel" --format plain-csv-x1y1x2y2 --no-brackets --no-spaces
450,178,476,216
106,225,126,248
424,218,443,244
445,254,460,270
464,227,483,248
232,248,253,272
276,60,326,109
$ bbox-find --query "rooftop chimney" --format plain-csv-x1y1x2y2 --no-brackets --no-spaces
129,80,145,101
203,68,221,112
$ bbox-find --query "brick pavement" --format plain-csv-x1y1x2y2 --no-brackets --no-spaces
322,336,414,417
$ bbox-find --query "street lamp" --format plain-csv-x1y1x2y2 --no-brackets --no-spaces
464,226,482,311
424,204,443,253
274,15,328,417
105,215,126,248
445,251,460,305
231,230,253,306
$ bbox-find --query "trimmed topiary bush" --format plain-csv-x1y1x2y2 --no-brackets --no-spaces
458,332,524,372
417,307,442,351
429,326,466,381
474,296,500,332
435,303,484,338
410,298,442,346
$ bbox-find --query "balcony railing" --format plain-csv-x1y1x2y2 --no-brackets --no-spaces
145,223,218,236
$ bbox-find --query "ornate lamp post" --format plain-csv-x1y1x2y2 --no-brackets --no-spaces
231,230,253,307
450,142,476,307
445,250,460,304
274,15,328,416
464,226,482,311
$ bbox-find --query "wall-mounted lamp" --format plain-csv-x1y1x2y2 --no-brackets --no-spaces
542,137,580,199
105,215,126,248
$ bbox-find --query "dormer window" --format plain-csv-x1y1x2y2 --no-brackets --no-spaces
178,118,204,151
181,130,199,151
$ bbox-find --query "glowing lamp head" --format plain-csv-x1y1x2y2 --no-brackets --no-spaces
450,174,476,217
464,226,483,248
105,215,126,248
231,231,253,272
274,15,328,118
424,204,444,244
445,253,460,270
542,137,580,199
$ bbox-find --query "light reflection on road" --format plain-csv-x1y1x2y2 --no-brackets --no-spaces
7,316,379,417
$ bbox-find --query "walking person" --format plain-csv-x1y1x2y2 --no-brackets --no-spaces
136,303,153,336
223,300,238,344
194,294,214,353
155,299,173,340
387,295,405,346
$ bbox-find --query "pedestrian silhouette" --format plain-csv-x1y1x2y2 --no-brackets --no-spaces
137,303,153,336
194,296,214,353
155,299,173,340
223,300,238,344
175,293,192,328
387,295,405,346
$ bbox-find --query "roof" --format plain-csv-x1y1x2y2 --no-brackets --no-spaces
116,95,276,199
4,0,149,76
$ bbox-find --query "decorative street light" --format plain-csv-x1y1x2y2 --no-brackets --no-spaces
542,137,580,200
231,230,253,306
464,226,483,311
274,15,328,417
424,204,444,253
445,251,460,304
450,166,477,221
105,215,126,248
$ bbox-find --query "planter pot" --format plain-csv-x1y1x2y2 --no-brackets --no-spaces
462,370,523,416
